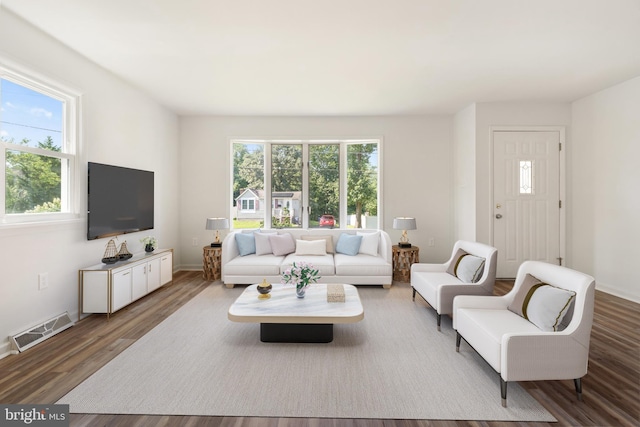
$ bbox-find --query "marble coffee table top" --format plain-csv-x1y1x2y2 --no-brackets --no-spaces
228,283,364,324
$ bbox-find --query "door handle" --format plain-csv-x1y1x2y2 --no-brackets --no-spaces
495,214,503,219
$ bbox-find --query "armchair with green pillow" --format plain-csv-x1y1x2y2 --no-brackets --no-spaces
453,260,595,407
410,240,498,330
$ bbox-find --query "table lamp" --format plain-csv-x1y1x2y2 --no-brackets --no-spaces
393,217,417,248
206,217,229,247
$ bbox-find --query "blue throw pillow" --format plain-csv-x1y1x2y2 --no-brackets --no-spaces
335,233,362,256
235,233,256,256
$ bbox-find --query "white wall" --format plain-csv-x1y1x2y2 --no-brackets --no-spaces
179,115,454,269
572,77,640,302
0,8,180,357
453,104,477,241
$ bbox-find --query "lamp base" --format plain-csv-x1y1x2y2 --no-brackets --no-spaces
398,242,412,248
210,242,222,247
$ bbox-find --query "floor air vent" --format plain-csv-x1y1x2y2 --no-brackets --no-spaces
11,312,74,352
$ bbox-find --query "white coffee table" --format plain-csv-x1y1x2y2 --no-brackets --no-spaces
228,283,364,343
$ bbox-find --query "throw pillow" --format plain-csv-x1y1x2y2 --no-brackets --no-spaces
295,239,327,256
455,254,485,283
269,233,296,256
508,274,577,332
335,233,362,256
254,232,273,256
300,235,335,253
357,231,379,256
446,248,469,276
235,233,256,256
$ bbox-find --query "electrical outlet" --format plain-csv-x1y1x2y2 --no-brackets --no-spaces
428,238,435,247
38,273,49,290
192,237,198,246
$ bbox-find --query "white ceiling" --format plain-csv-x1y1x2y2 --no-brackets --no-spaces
4,0,640,116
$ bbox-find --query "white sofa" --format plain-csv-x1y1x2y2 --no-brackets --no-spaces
454,261,596,407
222,229,393,288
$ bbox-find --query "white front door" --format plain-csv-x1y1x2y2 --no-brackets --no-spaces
493,129,563,278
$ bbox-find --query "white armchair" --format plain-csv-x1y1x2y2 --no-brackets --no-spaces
454,261,596,407
410,240,497,330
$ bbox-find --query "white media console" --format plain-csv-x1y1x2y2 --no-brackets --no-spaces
79,248,173,320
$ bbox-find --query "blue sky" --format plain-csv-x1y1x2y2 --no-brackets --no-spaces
0,78,63,149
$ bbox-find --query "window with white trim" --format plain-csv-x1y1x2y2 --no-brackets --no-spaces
0,64,79,224
231,139,381,229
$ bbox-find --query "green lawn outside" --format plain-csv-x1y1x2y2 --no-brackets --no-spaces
233,219,263,229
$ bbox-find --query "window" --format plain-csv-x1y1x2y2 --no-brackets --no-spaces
0,64,79,224
519,160,534,194
241,199,255,212
232,139,381,229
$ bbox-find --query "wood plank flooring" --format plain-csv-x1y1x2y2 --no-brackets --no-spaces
0,271,638,427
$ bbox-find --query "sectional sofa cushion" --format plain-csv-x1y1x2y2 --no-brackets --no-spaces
335,233,362,256
357,231,379,256
445,248,485,283
455,254,485,283
269,233,296,256
508,273,577,332
224,254,284,276
254,232,273,255
235,233,256,256
446,248,467,276
281,254,336,276
334,253,392,276
300,234,335,253
295,239,327,256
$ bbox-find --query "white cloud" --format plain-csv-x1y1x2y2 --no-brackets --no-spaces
3,102,53,118
29,107,53,119
0,130,9,138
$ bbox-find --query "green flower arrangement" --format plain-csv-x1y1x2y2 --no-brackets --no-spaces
282,261,320,291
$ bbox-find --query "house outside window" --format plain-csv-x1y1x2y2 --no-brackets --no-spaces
0,62,80,225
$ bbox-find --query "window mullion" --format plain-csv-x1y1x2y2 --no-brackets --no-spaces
264,143,272,229
339,143,348,228
302,143,309,228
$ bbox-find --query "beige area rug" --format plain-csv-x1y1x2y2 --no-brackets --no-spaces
58,283,555,421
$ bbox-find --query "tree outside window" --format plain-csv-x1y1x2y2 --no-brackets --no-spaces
1,72,77,222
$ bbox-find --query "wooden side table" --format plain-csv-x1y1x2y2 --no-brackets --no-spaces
203,246,222,281
392,245,419,282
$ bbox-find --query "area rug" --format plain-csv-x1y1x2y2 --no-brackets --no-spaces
58,283,555,421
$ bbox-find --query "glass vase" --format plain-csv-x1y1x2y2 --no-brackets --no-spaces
296,285,306,298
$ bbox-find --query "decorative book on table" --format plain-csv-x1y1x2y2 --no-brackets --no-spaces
327,284,345,303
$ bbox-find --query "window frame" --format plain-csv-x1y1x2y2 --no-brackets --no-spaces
0,60,82,226
230,138,383,230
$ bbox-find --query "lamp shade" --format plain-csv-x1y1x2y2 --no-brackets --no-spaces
206,218,229,230
393,217,417,230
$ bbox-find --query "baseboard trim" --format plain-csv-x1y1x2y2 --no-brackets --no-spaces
596,283,640,304
0,342,18,360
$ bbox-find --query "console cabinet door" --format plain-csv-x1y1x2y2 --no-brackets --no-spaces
147,258,161,292
131,263,148,301
112,269,132,311
160,252,173,285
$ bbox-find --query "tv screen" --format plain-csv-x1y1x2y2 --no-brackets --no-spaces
87,162,154,240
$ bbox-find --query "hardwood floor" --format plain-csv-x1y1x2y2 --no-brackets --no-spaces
0,271,638,427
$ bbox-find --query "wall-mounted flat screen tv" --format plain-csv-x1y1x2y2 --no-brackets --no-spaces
87,162,154,240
